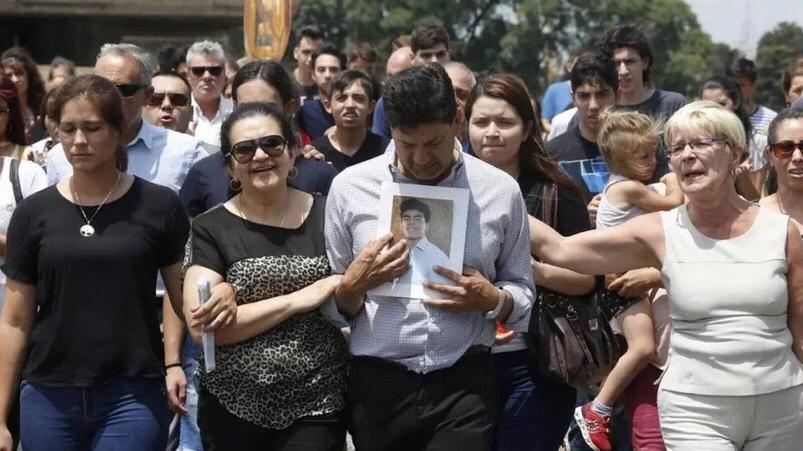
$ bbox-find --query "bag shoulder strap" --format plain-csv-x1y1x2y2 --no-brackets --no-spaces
10,158,23,205
540,182,559,229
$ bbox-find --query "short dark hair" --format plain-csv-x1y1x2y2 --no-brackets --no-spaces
311,44,346,70
151,70,191,91
327,70,374,100
782,58,803,98
411,25,450,54
231,60,299,109
726,57,757,82
347,42,377,64
48,56,76,80
598,25,653,83
297,25,324,44
220,102,298,160
768,105,803,145
383,64,456,129
400,198,431,222
570,53,618,93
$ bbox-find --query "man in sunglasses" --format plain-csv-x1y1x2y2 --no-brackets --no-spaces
143,71,193,134
186,40,233,153
46,43,206,191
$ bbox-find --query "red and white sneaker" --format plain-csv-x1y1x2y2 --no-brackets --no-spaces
574,403,612,451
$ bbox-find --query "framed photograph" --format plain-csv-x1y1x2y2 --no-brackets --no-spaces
369,182,470,299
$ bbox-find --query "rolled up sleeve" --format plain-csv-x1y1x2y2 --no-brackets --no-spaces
494,193,535,332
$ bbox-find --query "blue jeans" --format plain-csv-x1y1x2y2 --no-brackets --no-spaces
179,335,202,451
20,377,169,451
494,350,577,451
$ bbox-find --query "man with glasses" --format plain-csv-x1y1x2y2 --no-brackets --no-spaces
46,43,206,191
143,71,193,134
186,40,232,152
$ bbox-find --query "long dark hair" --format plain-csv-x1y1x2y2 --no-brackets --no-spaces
702,75,753,138
465,73,579,198
2,47,45,115
0,77,26,145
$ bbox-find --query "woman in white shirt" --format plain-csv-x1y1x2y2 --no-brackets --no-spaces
531,100,803,450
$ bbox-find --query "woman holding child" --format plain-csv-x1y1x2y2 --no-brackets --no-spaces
531,100,803,450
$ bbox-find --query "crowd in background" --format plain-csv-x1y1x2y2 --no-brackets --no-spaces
0,19,802,451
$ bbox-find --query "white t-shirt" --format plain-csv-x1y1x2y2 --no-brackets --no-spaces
546,107,577,141
0,157,48,308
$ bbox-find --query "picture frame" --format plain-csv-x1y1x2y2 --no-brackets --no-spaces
369,182,470,299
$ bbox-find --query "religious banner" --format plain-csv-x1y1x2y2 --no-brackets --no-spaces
244,0,292,60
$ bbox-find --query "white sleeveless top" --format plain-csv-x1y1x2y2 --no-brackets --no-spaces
660,205,803,396
596,174,646,229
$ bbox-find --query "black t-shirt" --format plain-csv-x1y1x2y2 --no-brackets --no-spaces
187,195,348,427
4,178,190,386
295,80,319,106
617,89,686,122
547,123,670,198
179,152,338,217
518,174,591,236
546,125,604,199
310,132,389,172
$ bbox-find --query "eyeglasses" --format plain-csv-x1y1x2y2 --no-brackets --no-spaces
148,92,190,107
190,66,224,77
115,84,147,97
666,137,729,159
770,140,803,159
229,135,287,163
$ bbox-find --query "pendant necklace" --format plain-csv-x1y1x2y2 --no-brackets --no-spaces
71,172,122,238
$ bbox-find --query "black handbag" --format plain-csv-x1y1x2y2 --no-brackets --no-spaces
525,183,622,392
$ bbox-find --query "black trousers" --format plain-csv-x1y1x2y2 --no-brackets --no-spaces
348,350,498,451
198,387,347,451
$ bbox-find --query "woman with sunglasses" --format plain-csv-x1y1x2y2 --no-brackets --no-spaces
0,74,192,451
761,106,803,233
530,100,803,450
183,102,348,451
180,59,336,218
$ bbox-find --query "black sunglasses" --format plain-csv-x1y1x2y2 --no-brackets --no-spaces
229,135,287,163
148,92,190,107
190,66,224,77
770,140,803,159
115,83,147,97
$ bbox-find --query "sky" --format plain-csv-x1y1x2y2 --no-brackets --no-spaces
686,0,803,57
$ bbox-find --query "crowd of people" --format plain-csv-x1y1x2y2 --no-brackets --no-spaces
0,19,801,451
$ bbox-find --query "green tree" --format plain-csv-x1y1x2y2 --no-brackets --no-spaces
754,21,803,111
289,0,731,99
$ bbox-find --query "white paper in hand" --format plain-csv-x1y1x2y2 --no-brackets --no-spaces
197,278,216,372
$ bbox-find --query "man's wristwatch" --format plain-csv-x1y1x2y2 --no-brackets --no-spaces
485,288,506,320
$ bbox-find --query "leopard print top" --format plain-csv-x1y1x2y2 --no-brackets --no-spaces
189,200,348,429
199,254,348,429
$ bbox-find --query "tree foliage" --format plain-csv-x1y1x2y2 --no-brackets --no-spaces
754,21,803,111
290,0,731,99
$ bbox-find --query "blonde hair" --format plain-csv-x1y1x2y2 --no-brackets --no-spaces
664,100,746,152
597,110,660,176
